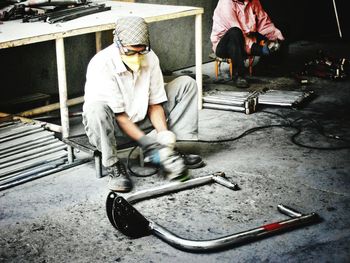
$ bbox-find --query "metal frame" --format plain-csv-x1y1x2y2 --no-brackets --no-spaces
106,172,319,252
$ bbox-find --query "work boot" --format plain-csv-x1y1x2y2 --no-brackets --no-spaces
106,161,132,192
179,153,205,169
235,76,249,88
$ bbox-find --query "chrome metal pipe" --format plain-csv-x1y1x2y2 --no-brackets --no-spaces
332,0,342,38
0,151,68,177
0,124,42,139
203,97,245,106
0,121,17,129
278,204,303,218
0,141,66,167
0,128,44,143
217,91,250,97
149,205,318,252
0,131,54,152
0,146,67,171
0,158,67,185
0,159,88,191
0,138,58,158
126,172,238,204
203,103,246,112
0,122,22,132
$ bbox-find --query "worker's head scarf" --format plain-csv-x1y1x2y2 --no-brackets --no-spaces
114,16,149,47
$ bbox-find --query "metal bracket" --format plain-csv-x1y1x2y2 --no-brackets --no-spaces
106,172,319,252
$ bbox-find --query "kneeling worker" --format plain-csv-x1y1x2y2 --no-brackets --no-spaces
82,16,203,193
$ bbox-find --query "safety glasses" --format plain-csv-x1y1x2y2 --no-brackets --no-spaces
121,46,150,56
114,34,150,56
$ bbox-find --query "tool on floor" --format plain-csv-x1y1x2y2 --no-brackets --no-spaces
106,172,319,252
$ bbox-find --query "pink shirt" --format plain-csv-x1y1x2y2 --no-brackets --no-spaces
210,0,284,54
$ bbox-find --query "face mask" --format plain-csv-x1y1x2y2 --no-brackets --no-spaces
121,54,143,72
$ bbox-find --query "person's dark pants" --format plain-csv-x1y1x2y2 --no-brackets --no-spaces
215,27,265,78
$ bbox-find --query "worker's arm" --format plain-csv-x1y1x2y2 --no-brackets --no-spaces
147,104,168,132
115,112,145,141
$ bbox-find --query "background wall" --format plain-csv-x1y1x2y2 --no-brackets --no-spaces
134,0,218,72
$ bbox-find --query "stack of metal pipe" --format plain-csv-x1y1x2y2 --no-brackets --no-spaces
258,90,314,107
203,90,314,113
203,91,259,114
0,121,74,191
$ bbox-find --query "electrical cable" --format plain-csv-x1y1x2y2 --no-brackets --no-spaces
126,110,350,177
126,145,158,177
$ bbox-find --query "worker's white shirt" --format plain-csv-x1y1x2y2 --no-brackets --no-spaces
83,44,167,123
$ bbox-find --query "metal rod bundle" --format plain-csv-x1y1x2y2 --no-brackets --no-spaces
0,121,75,191
258,90,314,107
203,90,313,113
203,91,258,114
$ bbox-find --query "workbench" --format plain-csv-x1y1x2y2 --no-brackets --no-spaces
0,1,204,151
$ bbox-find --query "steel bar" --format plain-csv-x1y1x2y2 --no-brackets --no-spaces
48,5,110,23
277,204,302,218
126,172,238,204
0,151,68,177
149,205,318,252
203,97,246,106
257,101,293,106
108,192,319,252
0,121,19,130
0,127,44,143
203,103,246,112
332,0,342,38
0,136,55,156
0,122,25,133
0,157,67,184
0,131,54,151
217,91,251,97
0,158,89,191
0,140,63,164
0,145,67,170
20,0,85,7
0,124,42,139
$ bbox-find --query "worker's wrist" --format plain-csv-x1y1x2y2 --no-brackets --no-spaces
137,135,157,149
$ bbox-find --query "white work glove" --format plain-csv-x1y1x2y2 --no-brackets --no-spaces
138,133,188,181
157,130,176,150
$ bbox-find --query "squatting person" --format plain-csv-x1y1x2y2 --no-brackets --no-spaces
82,16,204,193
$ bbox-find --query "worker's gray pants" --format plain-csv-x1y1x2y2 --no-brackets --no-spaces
82,76,198,167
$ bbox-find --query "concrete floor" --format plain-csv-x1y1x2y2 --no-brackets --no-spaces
1,40,350,262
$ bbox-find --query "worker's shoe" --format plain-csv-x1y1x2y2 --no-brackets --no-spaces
235,76,249,88
179,153,205,169
107,161,132,192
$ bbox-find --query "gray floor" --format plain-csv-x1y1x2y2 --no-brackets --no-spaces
1,41,350,262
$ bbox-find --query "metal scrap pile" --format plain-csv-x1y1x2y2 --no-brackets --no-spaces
301,50,349,80
0,0,110,23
